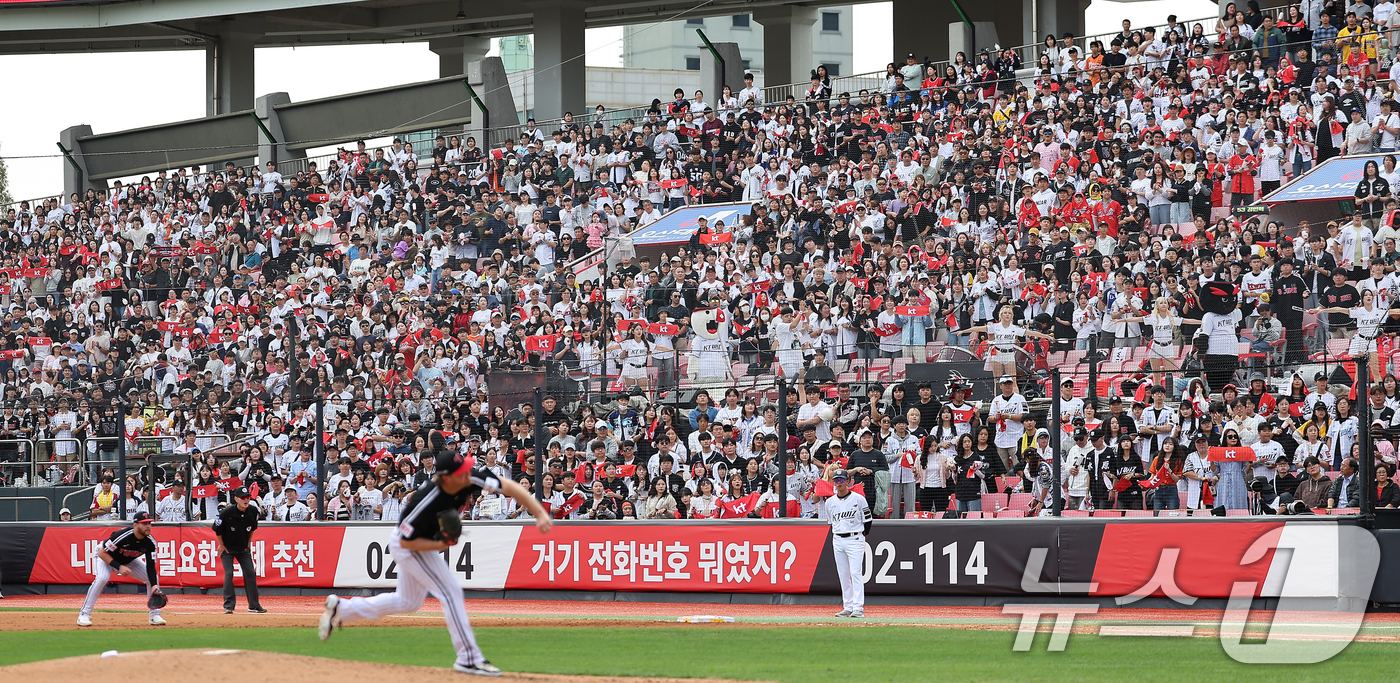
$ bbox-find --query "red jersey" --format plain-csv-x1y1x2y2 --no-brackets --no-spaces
1091,198,1122,238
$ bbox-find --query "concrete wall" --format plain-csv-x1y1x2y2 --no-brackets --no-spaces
622,8,854,80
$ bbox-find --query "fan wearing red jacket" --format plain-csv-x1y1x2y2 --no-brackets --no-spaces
1017,185,1044,233
1204,153,1228,209
1227,142,1258,207
1061,191,1093,231
1090,191,1122,240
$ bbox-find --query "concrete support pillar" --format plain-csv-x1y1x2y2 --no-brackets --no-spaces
1029,0,1087,48
753,6,818,88
206,24,260,116
528,0,590,122
896,0,1013,65
255,92,304,168
429,36,492,78
699,42,743,108
948,22,1002,63
465,56,521,148
59,125,106,198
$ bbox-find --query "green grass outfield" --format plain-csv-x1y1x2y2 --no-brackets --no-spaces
0,626,1392,682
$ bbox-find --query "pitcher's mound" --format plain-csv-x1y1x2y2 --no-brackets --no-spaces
0,649,766,683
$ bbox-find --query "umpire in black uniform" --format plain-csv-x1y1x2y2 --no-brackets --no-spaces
214,486,266,614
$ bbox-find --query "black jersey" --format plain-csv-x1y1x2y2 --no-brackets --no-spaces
394,468,501,541
212,504,260,553
101,527,157,570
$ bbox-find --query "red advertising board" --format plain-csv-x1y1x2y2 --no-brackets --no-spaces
30,525,345,588
504,524,830,592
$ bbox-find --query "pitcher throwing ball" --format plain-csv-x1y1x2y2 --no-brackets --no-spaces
822,469,872,618
78,511,167,627
319,450,551,676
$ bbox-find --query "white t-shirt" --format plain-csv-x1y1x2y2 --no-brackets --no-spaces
1352,306,1389,339
1144,312,1182,346
989,393,1027,448
797,402,832,442
1198,310,1242,355
986,322,1026,353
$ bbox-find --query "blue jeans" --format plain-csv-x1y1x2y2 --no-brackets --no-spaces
956,497,983,514
1249,337,1274,368
1076,337,1093,351
1173,375,1191,399
947,332,968,348
1170,202,1191,224
430,267,443,292
1152,485,1180,511
1292,159,1312,177
1149,203,1171,227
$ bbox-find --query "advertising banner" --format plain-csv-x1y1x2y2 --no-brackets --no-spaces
1262,154,1386,204
29,525,345,588
625,204,754,246
1,518,1356,600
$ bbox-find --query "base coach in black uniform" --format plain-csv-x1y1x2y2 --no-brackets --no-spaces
214,486,267,614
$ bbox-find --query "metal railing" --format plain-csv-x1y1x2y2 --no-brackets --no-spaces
26,438,84,488
3,496,52,521
63,487,94,521
762,69,888,104
756,11,1232,104
0,438,36,487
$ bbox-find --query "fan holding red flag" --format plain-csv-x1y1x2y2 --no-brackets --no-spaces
1105,441,1146,509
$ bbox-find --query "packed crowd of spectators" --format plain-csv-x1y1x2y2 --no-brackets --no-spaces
4,0,1400,522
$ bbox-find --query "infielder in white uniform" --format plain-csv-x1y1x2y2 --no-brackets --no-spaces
822,468,872,617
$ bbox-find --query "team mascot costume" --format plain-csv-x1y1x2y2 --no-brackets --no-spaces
1197,279,1241,392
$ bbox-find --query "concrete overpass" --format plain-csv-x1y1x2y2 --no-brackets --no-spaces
0,0,1136,122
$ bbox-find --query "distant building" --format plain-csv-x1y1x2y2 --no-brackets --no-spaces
622,9,854,84
498,35,533,72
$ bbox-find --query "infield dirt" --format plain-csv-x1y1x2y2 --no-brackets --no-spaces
0,649,772,683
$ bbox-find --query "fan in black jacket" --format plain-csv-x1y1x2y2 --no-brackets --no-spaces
1107,436,1146,509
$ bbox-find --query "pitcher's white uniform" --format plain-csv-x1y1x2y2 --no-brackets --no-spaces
823,489,872,615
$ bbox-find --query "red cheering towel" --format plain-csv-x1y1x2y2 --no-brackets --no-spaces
525,335,556,353
718,492,761,518
191,484,219,499
660,178,687,189
895,304,930,316
649,322,679,335
1208,447,1255,462
1140,465,1172,490
761,500,802,518
698,231,732,244
812,479,865,497
899,450,918,469
557,493,586,518
1112,477,1133,492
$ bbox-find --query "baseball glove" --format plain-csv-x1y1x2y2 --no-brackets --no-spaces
435,509,463,543
147,589,168,610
